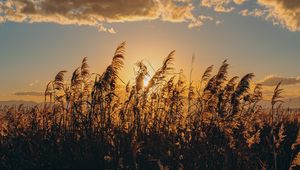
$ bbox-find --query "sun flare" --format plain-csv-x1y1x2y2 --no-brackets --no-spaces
143,76,150,87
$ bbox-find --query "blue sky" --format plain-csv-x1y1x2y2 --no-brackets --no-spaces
0,0,299,102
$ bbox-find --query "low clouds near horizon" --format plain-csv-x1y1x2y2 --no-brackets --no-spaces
14,91,44,97
259,75,300,86
258,75,300,105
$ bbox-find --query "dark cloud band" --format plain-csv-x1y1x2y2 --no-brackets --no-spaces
14,91,44,96
259,75,300,86
0,0,201,32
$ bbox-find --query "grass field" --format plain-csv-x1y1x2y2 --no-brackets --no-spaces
1,42,299,169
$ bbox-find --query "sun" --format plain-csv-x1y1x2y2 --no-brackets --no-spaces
143,76,150,87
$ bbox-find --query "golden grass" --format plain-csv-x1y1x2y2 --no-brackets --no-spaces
0,42,299,169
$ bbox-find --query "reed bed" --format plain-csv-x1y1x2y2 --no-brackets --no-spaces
0,42,299,170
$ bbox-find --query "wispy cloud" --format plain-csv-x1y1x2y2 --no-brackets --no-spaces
239,9,267,17
201,0,300,32
188,15,214,28
28,80,44,87
97,23,116,34
259,75,300,86
14,91,44,96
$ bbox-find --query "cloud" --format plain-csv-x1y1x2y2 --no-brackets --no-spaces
233,0,247,5
259,75,300,86
200,0,300,32
14,91,44,96
28,80,44,87
0,0,206,32
97,23,116,34
200,0,246,13
188,15,213,28
239,8,267,17
215,20,223,25
0,16,4,23
257,0,300,31
1,0,299,32
1,0,160,23
160,0,195,22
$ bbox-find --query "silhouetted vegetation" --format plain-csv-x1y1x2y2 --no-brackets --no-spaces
1,42,299,169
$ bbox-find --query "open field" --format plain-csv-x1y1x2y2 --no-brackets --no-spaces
0,43,299,170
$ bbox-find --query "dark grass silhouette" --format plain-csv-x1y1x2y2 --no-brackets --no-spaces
1,42,299,169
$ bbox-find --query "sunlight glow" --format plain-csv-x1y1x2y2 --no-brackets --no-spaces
143,76,150,87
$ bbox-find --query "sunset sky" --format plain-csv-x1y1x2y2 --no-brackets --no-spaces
0,0,299,104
